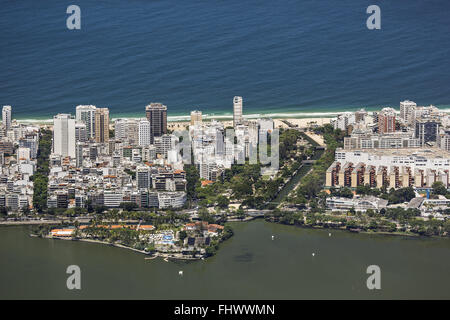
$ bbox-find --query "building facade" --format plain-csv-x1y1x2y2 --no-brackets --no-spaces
145,103,167,144
76,105,96,139
53,114,76,158
378,107,396,134
233,96,243,127
138,119,151,146
2,105,11,131
94,108,110,143
190,110,202,125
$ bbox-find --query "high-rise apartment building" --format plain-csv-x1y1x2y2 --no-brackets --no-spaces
94,108,110,143
378,107,396,134
76,142,84,167
75,123,87,142
115,119,139,145
53,114,76,158
145,103,167,143
114,119,127,141
2,106,12,131
355,109,367,123
233,96,243,127
415,118,440,146
400,100,417,126
137,166,151,189
138,119,151,146
190,110,202,125
76,105,96,139
154,134,175,157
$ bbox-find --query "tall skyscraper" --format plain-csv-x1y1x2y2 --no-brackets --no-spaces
76,105,96,139
138,119,151,146
53,114,76,158
2,106,12,131
233,96,243,127
115,119,139,145
190,110,202,125
145,103,167,144
94,108,110,143
137,166,151,189
415,118,440,146
75,123,87,142
378,107,396,134
400,100,417,126
76,143,84,168
114,119,127,141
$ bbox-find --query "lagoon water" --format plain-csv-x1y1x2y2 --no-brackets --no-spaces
1,0,450,120
1,220,450,299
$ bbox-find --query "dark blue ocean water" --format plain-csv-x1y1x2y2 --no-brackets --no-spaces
1,0,449,120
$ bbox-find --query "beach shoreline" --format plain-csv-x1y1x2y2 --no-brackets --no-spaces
16,114,337,125
20,116,333,130
11,105,450,125
40,235,202,260
167,117,332,131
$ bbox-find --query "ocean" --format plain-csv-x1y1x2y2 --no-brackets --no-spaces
1,0,450,121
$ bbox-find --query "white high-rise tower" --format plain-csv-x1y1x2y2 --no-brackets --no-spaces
53,114,76,158
138,119,151,146
76,105,96,139
400,100,417,126
2,105,12,131
233,96,243,127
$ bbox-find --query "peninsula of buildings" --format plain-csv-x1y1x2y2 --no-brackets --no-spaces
1,98,450,259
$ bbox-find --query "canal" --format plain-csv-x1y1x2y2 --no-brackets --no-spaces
271,130,324,205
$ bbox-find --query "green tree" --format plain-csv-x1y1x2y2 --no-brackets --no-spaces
32,129,52,213
0,206,7,217
236,207,245,220
432,181,448,196
119,202,138,211
216,195,230,209
199,207,214,223
185,164,200,200
179,230,187,241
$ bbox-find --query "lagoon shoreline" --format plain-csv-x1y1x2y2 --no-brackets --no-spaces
38,235,203,261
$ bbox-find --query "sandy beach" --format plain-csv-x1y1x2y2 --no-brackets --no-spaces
273,118,331,129
167,117,331,131
28,116,333,131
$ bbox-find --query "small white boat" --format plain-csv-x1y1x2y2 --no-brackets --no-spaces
271,235,274,240
179,270,183,276
329,233,331,237
312,253,315,257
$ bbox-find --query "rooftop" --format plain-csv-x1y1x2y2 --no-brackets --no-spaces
339,147,450,158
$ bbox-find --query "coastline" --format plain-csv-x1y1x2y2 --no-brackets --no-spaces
23,116,332,131
29,220,445,263
15,113,338,125
41,235,203,260
11,105,450,125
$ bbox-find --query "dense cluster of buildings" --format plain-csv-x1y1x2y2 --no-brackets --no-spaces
327,100,450,190
189,96,274,181
49,103,187,210
47,97,274,210
0,95,276,214
0,106,39,212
